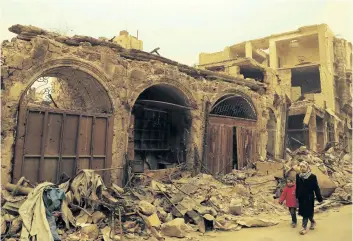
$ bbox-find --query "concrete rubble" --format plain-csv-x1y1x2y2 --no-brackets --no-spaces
1,145,351,241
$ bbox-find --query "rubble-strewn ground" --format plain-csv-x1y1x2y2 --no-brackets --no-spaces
172,205,352,241
1,146,351,241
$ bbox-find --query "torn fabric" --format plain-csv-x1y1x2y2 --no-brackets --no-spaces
19,182,75,241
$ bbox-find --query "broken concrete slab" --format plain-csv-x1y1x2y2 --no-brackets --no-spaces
161,218,188,238
156,207,167,222
203,214,215,221
256,162,284,176
237,218,278,227
80,224,99,240
310,165,337,197
172,196,198,217
138,200,156,216
229,198,242,215
146,213,161,228
92,211,105,224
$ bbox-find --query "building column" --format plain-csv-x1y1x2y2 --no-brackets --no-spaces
308,109,317,151
318,25,336,112
245,41,253,58
269,40,278,68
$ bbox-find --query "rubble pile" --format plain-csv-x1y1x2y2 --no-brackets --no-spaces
284,146,352,203
1,146,351,240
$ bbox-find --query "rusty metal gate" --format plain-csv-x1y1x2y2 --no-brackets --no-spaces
206,115,257,175
13,107,113,184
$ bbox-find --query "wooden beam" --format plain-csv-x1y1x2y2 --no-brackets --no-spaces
209,115,257,128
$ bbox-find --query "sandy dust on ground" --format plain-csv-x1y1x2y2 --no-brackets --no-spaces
165,205,352,241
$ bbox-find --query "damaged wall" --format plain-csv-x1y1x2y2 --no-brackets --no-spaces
1,25,275,185
276,34,320,68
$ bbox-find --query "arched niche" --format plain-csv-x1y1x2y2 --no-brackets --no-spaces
14,67,113,184
128,84,193,172
210,94,257,120
206,93,258,176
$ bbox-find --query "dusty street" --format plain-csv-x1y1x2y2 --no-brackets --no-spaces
167,205,352,241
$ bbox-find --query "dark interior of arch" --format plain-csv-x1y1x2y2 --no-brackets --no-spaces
211,94,257,120
131,84,192,171
22,67,113,114
136,84,190,107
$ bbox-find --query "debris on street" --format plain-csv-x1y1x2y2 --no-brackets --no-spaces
1,145,351,240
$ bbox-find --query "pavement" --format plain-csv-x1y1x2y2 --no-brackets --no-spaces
178,205,352,241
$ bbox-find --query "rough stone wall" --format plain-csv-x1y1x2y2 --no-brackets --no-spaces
1,26,277,185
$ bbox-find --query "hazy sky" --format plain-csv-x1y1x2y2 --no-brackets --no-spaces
1,0,352,65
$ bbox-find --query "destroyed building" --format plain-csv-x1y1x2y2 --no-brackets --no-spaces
1,24,280,186
1,24,351,188
199,24,352,155
1,24,352,241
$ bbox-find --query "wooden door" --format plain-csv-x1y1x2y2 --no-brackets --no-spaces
206,123,233,175
236,127,258,169
14,107,113,184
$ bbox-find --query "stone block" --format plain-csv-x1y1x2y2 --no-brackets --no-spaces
161,218,188,238
310,165,337,197
229,198,242,215
256,162,284,176
138,200,156,216
237,218,278,227
146,213,161,228
81,224,99,240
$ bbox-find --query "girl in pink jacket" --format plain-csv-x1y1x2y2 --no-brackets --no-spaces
279,178,297,227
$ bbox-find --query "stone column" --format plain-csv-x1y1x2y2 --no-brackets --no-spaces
269,40,278,69
308,109,317,151
111,107,130,186
245,41,253,58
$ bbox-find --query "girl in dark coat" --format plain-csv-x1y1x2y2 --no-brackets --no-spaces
295,161,323,235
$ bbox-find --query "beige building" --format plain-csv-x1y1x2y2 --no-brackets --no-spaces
199,24,352,153
112,30,143,50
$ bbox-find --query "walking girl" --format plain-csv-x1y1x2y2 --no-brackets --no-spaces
296,161,323,235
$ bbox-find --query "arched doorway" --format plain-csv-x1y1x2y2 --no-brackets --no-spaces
206,94,257,175
128,84,192,172
266,109,277,157
14,67,113,184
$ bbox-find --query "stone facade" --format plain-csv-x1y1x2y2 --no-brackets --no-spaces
1,25,280,185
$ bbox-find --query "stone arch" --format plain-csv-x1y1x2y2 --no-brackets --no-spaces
210,92,257,120
210,89,259,120
205,89,259,175
129,78,198,110
266,108,277,157
127,81,195,172
17,57,115,110
12,57,116,184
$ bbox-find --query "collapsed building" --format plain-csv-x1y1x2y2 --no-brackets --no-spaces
199,24,352,155
1,24,282,186
1,24,352,241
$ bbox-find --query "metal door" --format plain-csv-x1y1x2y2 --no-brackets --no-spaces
13,107,113,184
